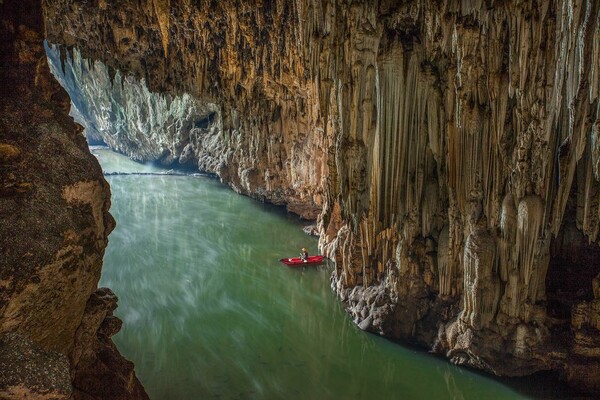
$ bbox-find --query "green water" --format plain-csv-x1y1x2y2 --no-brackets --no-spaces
95,148,529,400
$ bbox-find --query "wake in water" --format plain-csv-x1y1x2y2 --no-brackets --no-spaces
90,145,215,178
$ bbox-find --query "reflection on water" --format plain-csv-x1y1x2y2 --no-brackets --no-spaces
95,148,527,399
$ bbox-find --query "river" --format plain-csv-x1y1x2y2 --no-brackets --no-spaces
95,147,540,399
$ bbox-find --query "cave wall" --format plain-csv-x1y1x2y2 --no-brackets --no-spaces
45,43,223,170
44,0,328,219
41,0,600,393
0,0,147,398
316,1,600,391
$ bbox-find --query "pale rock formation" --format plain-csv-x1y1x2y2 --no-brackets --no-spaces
460,228,500,330
45,43,222,170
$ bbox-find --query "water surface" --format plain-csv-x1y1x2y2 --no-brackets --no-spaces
95,148,529,399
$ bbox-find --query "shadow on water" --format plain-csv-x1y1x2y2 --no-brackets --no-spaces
93,147,589,400
361,331,592,400
496,371,593,400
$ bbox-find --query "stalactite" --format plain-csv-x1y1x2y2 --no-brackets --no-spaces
517,196,547,304
577,140,600,241
421,180,439,238
437,226,451,297
498,195,549,322
550,0,600,236
373,46,442,241
460,229,499,330
445,196,464,299
498,193,517,282
152,0,171,58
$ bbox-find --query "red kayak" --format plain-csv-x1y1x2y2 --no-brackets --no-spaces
280,255,325,266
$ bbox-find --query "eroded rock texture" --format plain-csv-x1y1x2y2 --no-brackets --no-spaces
44,0,328,219
42,0,600,393
45,43,223,171
0,1,147,398
316,2,600,393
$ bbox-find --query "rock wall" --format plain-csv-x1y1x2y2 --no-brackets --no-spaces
0,1,147,398
41,0,600,393
45,43,225,172
316,1,600,393
44,0,328,219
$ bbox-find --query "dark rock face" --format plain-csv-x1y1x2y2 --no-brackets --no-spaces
16,0,600,395
0,0,147,398
0,333,71,399
70,288,148,400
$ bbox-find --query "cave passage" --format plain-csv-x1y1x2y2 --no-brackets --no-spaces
94,148,529,399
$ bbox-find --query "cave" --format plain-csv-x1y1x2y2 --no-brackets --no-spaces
1,0,600,398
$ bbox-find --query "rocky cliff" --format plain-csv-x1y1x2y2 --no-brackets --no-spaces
0,1,147,398
37,0,600,394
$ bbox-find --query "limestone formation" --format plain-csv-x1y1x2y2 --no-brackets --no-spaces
45,43,222,170
9,0,599,394
316,0,600,391
44,0,329,219
0,1,147,398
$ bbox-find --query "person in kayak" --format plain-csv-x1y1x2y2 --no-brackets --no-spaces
300,248,309,262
